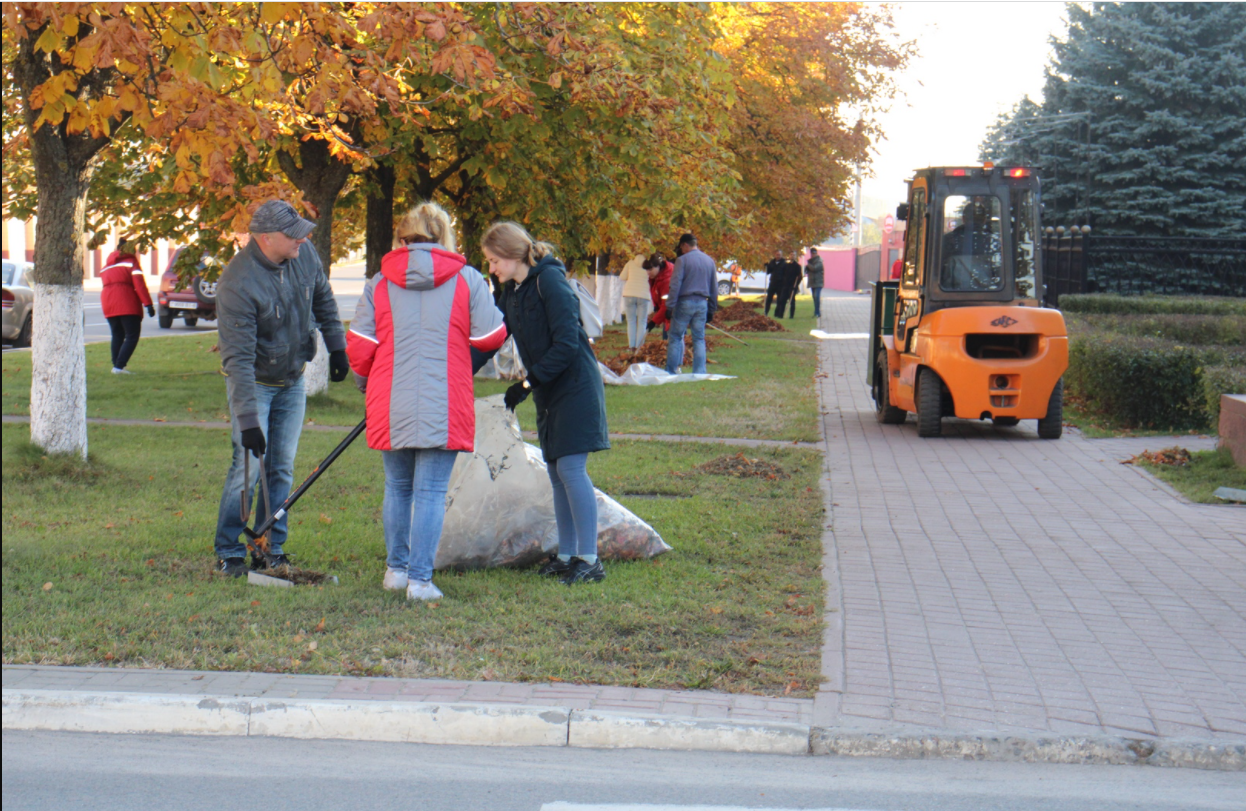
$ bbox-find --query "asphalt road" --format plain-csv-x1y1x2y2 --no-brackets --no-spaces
3,731,1241,811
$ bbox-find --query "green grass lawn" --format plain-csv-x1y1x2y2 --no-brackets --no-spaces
2,422,825,696
1,300,820,441
1135,447,1246,504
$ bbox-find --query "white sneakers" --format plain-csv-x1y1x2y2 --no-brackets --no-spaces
406,580,443,601
382,568,408,591
111,367,133,375
384,568,442,601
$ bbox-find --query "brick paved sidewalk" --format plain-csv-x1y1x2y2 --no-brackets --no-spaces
2,665,813,726
813,296,1246,742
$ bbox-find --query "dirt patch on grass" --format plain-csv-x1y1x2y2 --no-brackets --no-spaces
257,564,336,586
700,452,789,480
728,314,785,333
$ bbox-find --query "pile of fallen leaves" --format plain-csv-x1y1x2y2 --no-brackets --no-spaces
1123,446,1191,467
259,563,335,586
699,452,789,480
597,337,724,375
728,313,785,333
711,298,761,323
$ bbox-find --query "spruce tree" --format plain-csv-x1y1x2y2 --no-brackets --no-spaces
982,3,1246,236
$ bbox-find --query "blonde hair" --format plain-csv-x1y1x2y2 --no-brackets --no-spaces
481,221,555,267
395,201,456,252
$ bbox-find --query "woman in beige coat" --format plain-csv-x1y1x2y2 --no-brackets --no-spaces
619,254,651,350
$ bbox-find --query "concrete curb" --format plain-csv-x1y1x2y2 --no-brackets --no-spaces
6,688,1245,769
569,710,809,755
2,689,798,755
809,727,1246,771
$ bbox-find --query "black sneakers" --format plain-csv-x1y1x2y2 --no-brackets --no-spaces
537,555,572,577
217,557,248,578
560,557,606,585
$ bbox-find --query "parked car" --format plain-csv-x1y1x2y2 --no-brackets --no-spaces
715,264,767,296
158,247,217,328
2,260,35,347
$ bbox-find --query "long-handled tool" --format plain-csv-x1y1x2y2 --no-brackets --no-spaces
706,320,749,346
240,418,367,562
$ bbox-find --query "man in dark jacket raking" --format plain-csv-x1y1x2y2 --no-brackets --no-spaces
805,248,825,318
763,250,784,317
775,251,802,319
212,200,350,577
665,233,719,375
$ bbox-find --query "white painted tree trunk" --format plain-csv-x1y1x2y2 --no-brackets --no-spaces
595,274,624,325
304,331,329,396
30,284,88,459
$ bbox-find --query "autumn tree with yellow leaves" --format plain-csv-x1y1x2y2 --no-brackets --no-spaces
2,2,907,457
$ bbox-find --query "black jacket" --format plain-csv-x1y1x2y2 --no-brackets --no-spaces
764,258,785,292
490,256,609,462
779,260,803,295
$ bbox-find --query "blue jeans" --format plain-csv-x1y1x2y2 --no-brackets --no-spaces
214,377,306,559
382,448,459,582
623,296,649,350
665,297,708,374
547,453,598,558
811,287,822,317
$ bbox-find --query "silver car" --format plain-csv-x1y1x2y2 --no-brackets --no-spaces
2,259,35,347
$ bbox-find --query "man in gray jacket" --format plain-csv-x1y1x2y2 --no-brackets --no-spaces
664,233,719,375
213,200,349,577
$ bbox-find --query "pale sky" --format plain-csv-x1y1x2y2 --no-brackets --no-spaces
859,1,1070,213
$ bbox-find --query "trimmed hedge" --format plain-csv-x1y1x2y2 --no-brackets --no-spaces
1202,365,1246,428
1060,294,1246,316
1066,333,1246,430
1065,313,1246,346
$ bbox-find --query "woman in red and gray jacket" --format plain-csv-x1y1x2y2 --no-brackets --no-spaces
100,238,154,374
347,202,507,602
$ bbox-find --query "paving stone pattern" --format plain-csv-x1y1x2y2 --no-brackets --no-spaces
815,295,1246,741
1,665,813,725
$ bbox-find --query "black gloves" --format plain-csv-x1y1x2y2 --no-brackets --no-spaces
329,350,350,383
146,305,155,318
504,381,531,411
646,319,657,332
240,427,266,458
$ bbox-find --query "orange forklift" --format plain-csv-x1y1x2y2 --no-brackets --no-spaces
868,164,1067,438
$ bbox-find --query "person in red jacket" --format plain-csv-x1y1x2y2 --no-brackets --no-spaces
100,238,154,374
645,252,674,339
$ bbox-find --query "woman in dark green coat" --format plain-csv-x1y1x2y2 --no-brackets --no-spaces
480,221,609,585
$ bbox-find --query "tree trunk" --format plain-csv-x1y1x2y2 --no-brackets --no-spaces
278,137,353,396
15,24,111,459
365,161,396,280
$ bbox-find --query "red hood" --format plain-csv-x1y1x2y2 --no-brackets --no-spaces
379,243,468,290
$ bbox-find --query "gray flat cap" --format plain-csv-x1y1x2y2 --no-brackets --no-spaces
250,200,315,239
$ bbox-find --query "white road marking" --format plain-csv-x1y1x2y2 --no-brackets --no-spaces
541,805,892,811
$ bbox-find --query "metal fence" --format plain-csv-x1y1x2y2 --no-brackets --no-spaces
1042,228,1246,304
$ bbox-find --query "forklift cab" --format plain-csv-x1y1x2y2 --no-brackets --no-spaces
868,165,1066,438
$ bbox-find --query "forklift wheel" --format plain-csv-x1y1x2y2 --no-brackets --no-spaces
874,351,907,425
1037,378,1064,439
916,367,944,437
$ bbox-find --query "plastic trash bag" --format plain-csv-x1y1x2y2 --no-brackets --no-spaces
434,395,671,570
597,361,736,386
473,336,527,380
